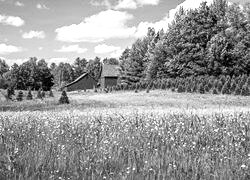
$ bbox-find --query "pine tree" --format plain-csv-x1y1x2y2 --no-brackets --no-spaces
26,89,33,100
16,91,23,101
198,83,205,94
177,84,185,93
234,85,241,95
7,86,15,100
49,90,54,97
212,88,218,95
241,84,250,96
204,84,210,93
37,88,43,99
221,80,230,94
41,90,46,98
59,90,70,104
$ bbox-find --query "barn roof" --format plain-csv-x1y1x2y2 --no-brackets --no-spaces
65,73,96,87
101,65,120,77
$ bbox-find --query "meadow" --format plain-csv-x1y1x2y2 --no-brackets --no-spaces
0,90,250,179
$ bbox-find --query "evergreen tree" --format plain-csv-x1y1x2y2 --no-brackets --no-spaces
198,83,205,94
59,90,70,104
212,88,218,94
49,90,54,97
37,88,43,99
16,91,23,101
234,85,241,95
221,80,231,94
241,84,250,96
26,89,33,100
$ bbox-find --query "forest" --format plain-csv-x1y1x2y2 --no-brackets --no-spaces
0,0,249,92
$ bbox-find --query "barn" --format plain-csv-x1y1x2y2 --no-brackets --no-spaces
65,73,97,92
100,64,120,89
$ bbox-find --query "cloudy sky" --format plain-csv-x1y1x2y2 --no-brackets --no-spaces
0,0,247,65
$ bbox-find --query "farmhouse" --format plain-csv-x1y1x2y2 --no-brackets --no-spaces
100,64,120,89
65,73,97,92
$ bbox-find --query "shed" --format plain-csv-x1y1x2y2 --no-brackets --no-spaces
65,73,97,92
100,65,120,89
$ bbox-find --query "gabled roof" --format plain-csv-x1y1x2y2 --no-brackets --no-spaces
65,73,96,87
101,64,120,77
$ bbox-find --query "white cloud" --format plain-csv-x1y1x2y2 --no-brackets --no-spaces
15,1,24,6
0,43,23,55
95,44,121,54
22,31,46,39
136,0,160,6
55,45,88,54
91,0,160,9
0,14,24,27
55,10,136,43
36,3,49,10
110,48,124,58
135,0,215,38
114,0,137,10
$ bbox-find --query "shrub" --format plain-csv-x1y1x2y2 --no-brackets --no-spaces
198,83,205,94
59,90,70,104
177,84,185,93
41,90,46,98
234,85,241,95
221,80,230,95
204,85,210,93
7,86,15,100
212,88,218,94
37,88,43,99
16,91,23,101
217,81,223,93
49,90,54,97
241,84,250,96
26,89,33,100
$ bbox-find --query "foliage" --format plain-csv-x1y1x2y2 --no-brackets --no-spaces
16,91,23,101
26,89,33,100
59,90,69,104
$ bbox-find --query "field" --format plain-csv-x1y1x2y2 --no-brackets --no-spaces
0,90,250,179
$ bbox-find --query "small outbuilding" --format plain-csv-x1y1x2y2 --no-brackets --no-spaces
64,73,97,92
100,64,120,89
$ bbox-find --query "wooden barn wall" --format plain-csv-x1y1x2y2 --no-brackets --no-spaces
101,77,118,88
67,76,97,91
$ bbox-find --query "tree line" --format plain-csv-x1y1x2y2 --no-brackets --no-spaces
0,0,249,93
0,57,119,91
119,0,250,83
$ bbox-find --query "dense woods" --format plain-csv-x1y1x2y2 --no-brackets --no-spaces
120,0,250,83
0,0,249,94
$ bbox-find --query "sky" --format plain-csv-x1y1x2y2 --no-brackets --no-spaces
0,0,248,65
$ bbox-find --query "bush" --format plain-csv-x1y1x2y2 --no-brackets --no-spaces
221,80,231,95
234,85,241,95
212,88,218,94
7,86,15,100
37,88,43,99
177,84,185,93
241,84,250,96
41,90,46,98
26,89,33,100
197,83,205,94
49,90,54,97
16,91,23,101
59,90,70,104
204,85,210,93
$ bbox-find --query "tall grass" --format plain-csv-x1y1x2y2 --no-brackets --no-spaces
0,111,249,179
